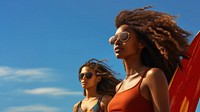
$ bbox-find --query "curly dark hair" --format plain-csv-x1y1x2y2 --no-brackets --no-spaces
79,58,121,96
115,6,191,83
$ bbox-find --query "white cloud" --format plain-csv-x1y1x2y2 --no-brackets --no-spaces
0,66,53,82
4,104,60,112
0,66,13,76
24,87,82,96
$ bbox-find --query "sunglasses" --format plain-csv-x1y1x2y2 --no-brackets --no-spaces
79,72,93,80
109,31,130,45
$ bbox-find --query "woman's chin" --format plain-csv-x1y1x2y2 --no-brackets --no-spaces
81,85,87,88
115,54,123,59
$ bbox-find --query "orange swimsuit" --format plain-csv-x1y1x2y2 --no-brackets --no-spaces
107,69,154,112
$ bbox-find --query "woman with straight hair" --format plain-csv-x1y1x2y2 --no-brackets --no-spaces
73,58,120,112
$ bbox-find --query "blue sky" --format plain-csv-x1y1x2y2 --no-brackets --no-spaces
0,0,199,112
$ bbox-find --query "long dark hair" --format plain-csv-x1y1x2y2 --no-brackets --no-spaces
79,58,121,96
115,6,191,83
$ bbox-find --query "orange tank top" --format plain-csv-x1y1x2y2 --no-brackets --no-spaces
107,69,154,112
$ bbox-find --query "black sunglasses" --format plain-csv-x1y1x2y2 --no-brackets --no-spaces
79,72,93,80
109,31,130,45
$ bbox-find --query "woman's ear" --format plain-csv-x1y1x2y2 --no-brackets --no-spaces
96,76,102,82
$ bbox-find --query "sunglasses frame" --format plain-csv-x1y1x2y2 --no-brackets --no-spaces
79,72,94,80
109,31,130,45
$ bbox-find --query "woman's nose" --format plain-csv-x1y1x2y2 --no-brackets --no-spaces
114,37,121,45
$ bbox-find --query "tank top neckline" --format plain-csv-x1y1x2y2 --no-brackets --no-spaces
116,68,150,94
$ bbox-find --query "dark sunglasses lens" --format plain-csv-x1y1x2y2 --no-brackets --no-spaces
120,32,129,42
79,72,93,79
85,72,93,79
109,36,116,45
79,73,84,79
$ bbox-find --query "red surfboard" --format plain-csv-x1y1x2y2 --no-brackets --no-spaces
169,32,200,112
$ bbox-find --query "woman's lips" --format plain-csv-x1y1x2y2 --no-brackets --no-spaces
81,81,87,85
114,46,122,53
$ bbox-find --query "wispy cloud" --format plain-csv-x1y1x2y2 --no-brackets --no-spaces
4,104,60,112
0,66,53,82
24,87,82,96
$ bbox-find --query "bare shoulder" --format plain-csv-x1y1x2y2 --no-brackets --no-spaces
144,68,168,86
144,68,170,112
74,101,80,107
73,101,80,112
146,68,166,80
145,68,168,86
100,95,113,111
101,95,112,103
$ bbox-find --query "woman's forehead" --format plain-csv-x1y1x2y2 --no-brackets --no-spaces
116,25,133,34
81,66,94,73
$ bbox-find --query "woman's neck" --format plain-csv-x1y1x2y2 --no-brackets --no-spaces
123,57,144,75
85,89,100,99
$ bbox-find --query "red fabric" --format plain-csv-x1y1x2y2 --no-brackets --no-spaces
169,32,200,112
107,76,154,112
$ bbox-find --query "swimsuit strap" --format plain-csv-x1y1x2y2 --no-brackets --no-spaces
116,68,150,92
116,81,123,92
92,95,104,112
137,68,151,85
76,101,82,112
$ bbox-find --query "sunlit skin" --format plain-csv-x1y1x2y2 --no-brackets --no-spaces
114,25,143,60
113,24,170,112
73,66,112,112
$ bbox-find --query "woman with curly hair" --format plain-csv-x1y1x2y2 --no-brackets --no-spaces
107,6,191,112
73,58,120,112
